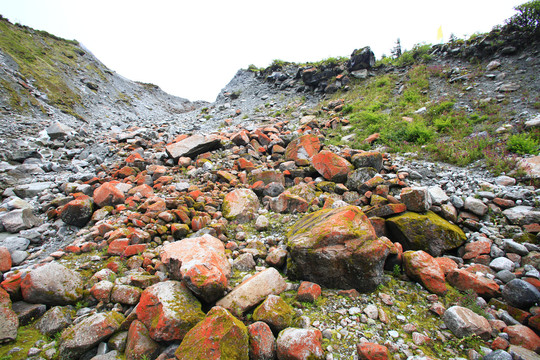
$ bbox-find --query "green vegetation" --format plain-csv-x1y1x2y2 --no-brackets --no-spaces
324,48,539,176
507,132,539,154
376,43,433,67
0,17,84,118
506,0,540,33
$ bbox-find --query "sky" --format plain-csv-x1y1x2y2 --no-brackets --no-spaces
0,0,526,102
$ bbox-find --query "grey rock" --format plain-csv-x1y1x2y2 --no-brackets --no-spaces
165,134,221,160
0,208,42,233
507,345,540,360
495,270,516,283
503,206,540,225
216,268,287,317
0,236,30,253
10,250,29,265
443,306,491,340
348,47,375,71
12,301,47,326
429,186,450,205
486,60,501,71
464,197,488,216
0,303,18,342
263,182,285,198
495,176,516,186
47,121,74,140
482,349,512,360
59,311,124,360
233,253,256,272
21,262,84,306
491,245,505,258
489,257,515,272
346,168,378,191
525,115,540,129
502,279,540,310
504,239,529,256
90,350,122,360
13,182,54,198
450,195,464,209
351,69,368,79
36,306,73,337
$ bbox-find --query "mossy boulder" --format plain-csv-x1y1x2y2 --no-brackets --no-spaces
222,188,260,223
287,205,395,292
253,295,295,333
174,306,249,360
135,280,205,342
216,268,287,317
21,262,83,306
60,195,94,227
160,234,231,303
58,311,124,360
386,211,466,257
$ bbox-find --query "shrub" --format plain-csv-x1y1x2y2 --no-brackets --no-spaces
507,133,539,154
342,104,354,114
506,1,540,33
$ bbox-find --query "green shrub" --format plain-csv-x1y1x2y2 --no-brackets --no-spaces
428,101,455,117
507,133,539,154
506,1,540,32
342,104,354,114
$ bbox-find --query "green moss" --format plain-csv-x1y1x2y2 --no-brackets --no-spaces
0,322,51,360
0,18,83,117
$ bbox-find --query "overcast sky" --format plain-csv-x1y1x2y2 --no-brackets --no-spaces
0,0,525,102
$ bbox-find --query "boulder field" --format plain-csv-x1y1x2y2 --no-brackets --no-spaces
1,117,540,360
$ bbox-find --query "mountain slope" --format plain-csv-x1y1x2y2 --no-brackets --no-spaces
0,16,204,129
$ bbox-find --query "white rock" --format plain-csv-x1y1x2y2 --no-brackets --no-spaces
428,186,450,205
464,197,488,216
489,257,515,272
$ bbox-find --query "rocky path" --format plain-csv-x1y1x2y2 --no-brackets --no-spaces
0,105,540,360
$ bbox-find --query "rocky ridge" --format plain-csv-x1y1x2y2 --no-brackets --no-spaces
0,8,540,360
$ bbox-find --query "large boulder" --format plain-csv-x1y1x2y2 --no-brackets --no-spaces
36,306,73,337
348,46,375,71
217,268,287,317
502,279,540,310
442,306,492,340
503,206,540,226
287,205,394,292
386,211,466,256
135,280,205,342
93,182,125,208
311,150,354,183
21,262,83,305
446,268,500,299
60,195,94,227
58,311,124,360
284,134,321,164
160,234,231,303
504,325,540,353
0,208,42,233
403,251,447,295
165,134,221,160
174,306,249,360
222,188,260,223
